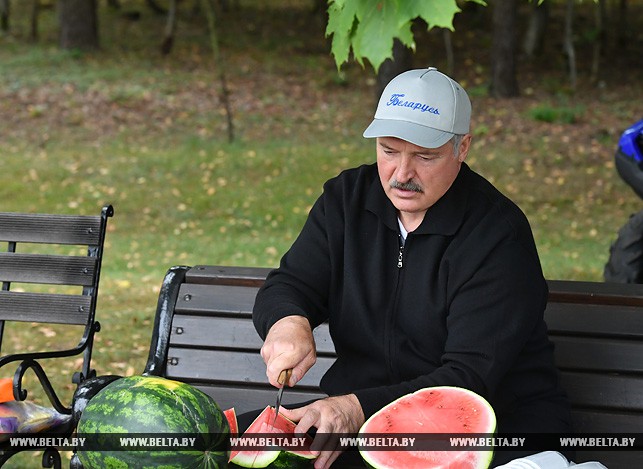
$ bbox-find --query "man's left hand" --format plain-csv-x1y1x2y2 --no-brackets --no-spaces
280,394,365,469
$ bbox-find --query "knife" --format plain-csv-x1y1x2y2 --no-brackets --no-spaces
273,368,292,426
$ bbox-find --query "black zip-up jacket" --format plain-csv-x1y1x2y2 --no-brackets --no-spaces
253,162,572,434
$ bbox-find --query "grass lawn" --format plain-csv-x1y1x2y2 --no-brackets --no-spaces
0,1,641,464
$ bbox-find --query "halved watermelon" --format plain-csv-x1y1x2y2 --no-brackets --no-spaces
229,406,316,468
359,386,496,469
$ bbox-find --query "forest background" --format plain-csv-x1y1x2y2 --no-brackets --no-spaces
0,0,641,456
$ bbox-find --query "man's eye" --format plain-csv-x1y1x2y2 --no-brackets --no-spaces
418,154,440,162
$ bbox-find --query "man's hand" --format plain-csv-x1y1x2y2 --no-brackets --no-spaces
261,315,316,386
281,394,365,469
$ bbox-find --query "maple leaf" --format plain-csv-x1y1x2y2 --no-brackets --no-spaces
326,0,485,72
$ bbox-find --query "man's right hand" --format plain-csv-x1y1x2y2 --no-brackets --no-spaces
260,315,317,387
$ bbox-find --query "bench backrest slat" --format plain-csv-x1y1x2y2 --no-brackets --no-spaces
175,283,257,317
165,348,334,390
170,314,335,355
0,291,91,325
0,212,102,246
551,336,643,372
195,386,328,413
0,253,98,287
560,372,643,411
571,409,643,433
186,265,272,287
547,279,643,305
545,302,643,338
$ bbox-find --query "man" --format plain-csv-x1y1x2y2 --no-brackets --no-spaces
253,67,573,468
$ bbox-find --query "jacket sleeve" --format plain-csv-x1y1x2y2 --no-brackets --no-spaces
253,192,333,339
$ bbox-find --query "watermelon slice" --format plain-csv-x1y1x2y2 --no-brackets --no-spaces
229,406,316,468
359,386,496,469
225,407,239,438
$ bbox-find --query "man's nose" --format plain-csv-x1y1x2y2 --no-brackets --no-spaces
395,155,415,182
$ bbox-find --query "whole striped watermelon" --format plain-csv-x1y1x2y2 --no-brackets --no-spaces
77,375,229,468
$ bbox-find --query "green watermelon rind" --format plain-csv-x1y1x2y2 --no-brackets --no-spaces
79,450,229,469
358,386,496,469
77,375,230,469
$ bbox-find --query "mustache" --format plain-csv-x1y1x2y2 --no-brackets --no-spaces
390,179,423,193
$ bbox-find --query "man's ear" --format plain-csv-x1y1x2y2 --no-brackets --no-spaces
458,134,472,163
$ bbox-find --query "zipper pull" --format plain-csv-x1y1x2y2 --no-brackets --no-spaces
397,245,404,268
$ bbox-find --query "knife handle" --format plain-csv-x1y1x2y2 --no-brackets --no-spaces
278,369,292,386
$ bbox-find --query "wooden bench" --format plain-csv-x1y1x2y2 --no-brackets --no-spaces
0,205,113,468
144,264,643,467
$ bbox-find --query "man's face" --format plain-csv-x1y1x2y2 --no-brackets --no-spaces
376,135,471,229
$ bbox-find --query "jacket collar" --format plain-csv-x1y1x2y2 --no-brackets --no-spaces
366,163,471,236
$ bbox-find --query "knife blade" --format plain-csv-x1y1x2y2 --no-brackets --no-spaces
272,368,292,426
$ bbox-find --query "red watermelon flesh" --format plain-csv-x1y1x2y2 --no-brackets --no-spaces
359,386,496,469
225,407,239,438
229,406,316,468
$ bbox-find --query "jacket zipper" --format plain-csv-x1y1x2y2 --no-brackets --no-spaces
388,234,406,381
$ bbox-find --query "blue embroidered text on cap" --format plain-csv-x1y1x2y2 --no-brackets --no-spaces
387,94,440,115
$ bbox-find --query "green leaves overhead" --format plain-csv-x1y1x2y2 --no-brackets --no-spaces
326,0,485,72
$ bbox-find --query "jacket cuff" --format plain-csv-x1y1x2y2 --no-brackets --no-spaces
354,386,395,420
254,304,313,340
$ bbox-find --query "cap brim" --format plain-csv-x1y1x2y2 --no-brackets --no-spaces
363,119,454,149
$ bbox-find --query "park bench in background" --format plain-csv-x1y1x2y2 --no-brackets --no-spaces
0,205,113,468
142,264,643,467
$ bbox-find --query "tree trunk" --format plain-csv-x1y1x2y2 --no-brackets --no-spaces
58,0,99,50
161,0,177,55
523,0,549,58
0,0,9,32
375,38,413,103
146,0,167,15
443,29,454,76
490,0,519,97
590,0,606,82
616,0,628,47
200,0,234,142
563,0,577,90
31,0,39,41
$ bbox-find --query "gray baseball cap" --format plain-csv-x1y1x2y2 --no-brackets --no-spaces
363,67,471,148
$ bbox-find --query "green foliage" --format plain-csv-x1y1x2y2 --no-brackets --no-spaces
326,0,486,72
529,104,585,124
